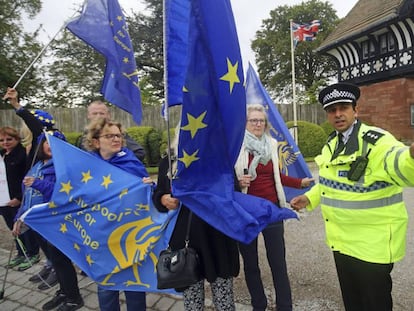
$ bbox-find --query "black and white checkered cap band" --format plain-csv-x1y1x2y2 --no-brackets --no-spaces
322,89,356,108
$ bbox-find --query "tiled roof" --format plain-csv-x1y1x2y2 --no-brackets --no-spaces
318,0,406,51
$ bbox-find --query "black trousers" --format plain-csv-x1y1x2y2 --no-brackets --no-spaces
48,243,81,300
239,221,292,311
333,251,393,311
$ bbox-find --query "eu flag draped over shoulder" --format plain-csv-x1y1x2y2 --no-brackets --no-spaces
21,135,177,292
246,64,312,201
172,0,297,244
66,0,142,124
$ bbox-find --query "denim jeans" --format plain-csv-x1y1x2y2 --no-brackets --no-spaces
97,287,146,311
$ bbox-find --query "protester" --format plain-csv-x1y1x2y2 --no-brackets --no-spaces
290,82,414,311
152,130,240,311
3,87,58,286
83,118,151,311
0,127,29,267
3,87,56,169
234,104,313,311
76,100,145,161
13,131,84,311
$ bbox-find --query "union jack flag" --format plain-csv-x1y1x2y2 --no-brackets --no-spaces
292,20,321,47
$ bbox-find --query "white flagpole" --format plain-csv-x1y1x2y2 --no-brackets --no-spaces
289,19,298,145
163,0,174,183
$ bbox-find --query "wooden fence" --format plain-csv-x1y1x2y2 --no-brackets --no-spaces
0,104,326,133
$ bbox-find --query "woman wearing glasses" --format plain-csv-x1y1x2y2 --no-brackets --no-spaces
84,118,152,311
235,104,313,311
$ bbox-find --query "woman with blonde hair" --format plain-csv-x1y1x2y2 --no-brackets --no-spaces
85,118,151,311
235,104,313,311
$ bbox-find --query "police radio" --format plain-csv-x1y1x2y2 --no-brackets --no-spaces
347,149,371,181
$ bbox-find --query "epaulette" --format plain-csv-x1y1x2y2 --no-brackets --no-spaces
362,130,385,145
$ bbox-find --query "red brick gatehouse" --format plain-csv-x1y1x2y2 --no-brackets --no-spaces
317,0,414,143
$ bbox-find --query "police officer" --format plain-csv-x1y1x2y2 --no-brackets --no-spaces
290,82,414,311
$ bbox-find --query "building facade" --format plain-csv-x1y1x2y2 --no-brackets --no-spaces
318,0,414,143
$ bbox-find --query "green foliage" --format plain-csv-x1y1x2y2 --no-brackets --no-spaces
64,132,82,146
320,120,334,136
286,120,326,157
0,0,43,105
42,30,105,107
147,129,162,166
160,128,176,156
252,0,339,103
126,126,161,165
127,0,164,102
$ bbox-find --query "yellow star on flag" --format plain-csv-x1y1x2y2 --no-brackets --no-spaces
117,15,123,22
60,181,73,195
48,201,57,208
219,58,240,94
81,170,93,183
60,223,68,233
74,243,81,251
179,150,200,168
119,189,128,199
181,112,207,138
86,254,95,266
101,174,113,189
123,57,129,64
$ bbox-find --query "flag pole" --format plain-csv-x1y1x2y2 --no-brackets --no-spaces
163,0,174,185
12,23,67,89
289,19,298,145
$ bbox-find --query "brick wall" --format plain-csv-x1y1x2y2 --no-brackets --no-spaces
358,78,414,143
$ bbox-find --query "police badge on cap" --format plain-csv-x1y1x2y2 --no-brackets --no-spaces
318,83,360,109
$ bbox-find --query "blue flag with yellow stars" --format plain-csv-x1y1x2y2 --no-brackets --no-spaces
172,0,297,244
165,0,190,107
246,63,313,201
21,135,178,292
66,0,142,124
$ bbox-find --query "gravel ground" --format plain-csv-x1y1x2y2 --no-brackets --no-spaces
1,162,414,310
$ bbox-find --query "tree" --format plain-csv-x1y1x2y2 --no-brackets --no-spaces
252,0,339,104
0,0,43,108
41,29,105,107
38,0,164,107
127,0,164,103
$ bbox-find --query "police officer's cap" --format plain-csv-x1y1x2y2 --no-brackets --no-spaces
318,83,360,109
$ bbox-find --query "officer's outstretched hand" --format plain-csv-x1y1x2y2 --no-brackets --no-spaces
290,195,310,211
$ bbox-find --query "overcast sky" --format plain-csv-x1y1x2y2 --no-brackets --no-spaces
24,0,359,71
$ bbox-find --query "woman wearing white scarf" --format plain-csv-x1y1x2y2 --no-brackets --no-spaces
235,104,313,311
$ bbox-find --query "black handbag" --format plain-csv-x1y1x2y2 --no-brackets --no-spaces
156,211,201,289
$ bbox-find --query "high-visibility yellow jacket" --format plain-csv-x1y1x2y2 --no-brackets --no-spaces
305,121,414,264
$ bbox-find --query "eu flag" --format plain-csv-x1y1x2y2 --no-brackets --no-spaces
66,0,142,124
172,0,297,244
21,135,177,292
165,0,190,107
246,64,313,200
